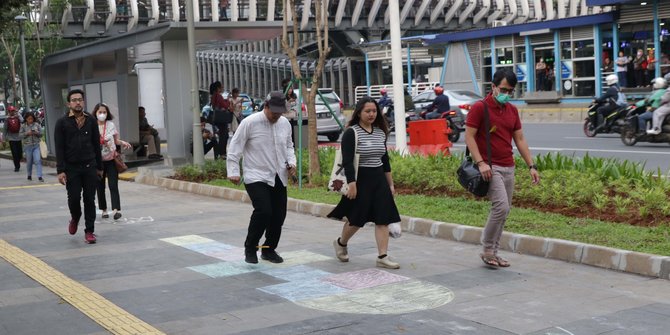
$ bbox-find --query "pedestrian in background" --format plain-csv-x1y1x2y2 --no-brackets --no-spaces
19,112,43,182
616,51,629,88
633,49,646,87
55,89,103,244
94,103,131,220
227,91,297,264
328,96,402,269
210,81,230,159
464,69,540,268
229,88,244,133
3,106,23,172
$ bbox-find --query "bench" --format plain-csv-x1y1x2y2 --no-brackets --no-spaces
523,91,561,104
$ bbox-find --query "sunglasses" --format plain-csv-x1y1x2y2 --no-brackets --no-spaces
496,87,515,94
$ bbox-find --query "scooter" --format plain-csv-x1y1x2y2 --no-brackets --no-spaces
583,101,628,137
620,105,670,146
416,108,465,143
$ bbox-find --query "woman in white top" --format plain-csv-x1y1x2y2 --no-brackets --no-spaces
94,103,131,220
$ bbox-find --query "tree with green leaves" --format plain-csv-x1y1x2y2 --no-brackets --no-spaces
0,0,75,107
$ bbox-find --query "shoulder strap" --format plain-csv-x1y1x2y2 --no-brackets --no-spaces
353,125,359,154
466,100,492,165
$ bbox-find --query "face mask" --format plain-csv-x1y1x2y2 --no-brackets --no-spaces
495,93,511,104
637,52,643,57
97,113,107,121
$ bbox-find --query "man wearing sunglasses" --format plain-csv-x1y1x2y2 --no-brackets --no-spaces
464,68,541,268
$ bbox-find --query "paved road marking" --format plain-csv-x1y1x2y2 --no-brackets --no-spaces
164,234,455,314
0,183,62,191
0,239,165,335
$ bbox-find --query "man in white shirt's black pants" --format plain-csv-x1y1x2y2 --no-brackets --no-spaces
227,91,297,264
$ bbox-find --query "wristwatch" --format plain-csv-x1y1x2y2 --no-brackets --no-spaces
529,164,538,170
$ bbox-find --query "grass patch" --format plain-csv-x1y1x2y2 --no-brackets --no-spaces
208,179,670,256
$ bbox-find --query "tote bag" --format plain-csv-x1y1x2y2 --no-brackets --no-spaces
328,128,359,195
39,140,48,159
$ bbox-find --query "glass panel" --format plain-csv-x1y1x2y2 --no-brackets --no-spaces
516,47,526,65
573,80,595,97
515,82,527,99
562,41,572,60
483,66,493,82
574,40,594,58
574,60,595,78
496,48,514,66
482,50,492,66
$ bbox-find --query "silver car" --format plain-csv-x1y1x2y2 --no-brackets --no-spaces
263,88,346,142
413,89,483,116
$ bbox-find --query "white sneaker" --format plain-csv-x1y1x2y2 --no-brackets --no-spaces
647,127,661,135
376,255,400,269
333,238,349,262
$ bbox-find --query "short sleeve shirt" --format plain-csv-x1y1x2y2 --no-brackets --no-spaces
465,94,521,167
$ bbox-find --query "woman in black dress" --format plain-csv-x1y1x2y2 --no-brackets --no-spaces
328,96,402,269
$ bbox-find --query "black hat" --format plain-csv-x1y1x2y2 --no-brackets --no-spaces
266,91,288,114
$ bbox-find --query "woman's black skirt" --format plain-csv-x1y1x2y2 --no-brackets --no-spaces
327,166,401,227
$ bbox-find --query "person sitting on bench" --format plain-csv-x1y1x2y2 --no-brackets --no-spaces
139,106,162,159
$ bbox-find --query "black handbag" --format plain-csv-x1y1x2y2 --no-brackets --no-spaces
457,101,491,197
209,97,233,124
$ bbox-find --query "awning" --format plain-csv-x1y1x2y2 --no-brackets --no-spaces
586,0,637,5
424,13,616,45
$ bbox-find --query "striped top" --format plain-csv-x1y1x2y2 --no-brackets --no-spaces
342,124,391,182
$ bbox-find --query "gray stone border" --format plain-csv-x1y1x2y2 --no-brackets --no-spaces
136,167,670,280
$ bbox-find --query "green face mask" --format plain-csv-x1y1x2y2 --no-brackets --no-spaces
495,92,511,104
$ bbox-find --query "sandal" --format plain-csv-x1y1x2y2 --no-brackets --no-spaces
495,255,510,267
480,253,499,268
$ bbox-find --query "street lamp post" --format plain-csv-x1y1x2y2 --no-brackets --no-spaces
15,15,31,111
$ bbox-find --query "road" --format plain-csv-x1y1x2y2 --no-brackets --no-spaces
383,123,670,174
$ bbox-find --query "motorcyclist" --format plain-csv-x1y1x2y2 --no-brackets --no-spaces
635,77,667,134
647,73,670,135
594,74,625,132
378,88,392,109
425,86,450,119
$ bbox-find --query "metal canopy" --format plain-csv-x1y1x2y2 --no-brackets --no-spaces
42,21,285,67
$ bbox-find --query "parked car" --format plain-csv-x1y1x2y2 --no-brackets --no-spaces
260,88,346,142
412,89,483,116
0,102,5,123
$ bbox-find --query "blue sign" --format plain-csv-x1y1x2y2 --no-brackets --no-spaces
561,61,572,80
516,64,526,82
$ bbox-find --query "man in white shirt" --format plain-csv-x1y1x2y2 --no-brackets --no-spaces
227,91,297,264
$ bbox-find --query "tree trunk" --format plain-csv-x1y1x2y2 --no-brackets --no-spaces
1,36,18,105
281,0,330,184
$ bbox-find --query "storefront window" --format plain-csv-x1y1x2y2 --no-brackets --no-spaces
574,60,595,78
496,47,513,66
482,49,492,66
574,39,594,58
574,80,595,97
561,41,572,60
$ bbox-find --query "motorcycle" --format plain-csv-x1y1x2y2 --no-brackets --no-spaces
583,101,628,137
620,105,670,146
382,103,415,132
415,108,465,143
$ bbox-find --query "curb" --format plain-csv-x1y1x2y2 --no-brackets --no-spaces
136,167,670,280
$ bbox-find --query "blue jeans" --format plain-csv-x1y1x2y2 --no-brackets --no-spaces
638,111,654,132
425,111,442,120
24,144,42,178
617,71,627,88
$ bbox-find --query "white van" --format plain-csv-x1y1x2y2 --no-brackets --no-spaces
0,102,6,123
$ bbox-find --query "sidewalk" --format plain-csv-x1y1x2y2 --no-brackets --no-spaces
1,157,669,335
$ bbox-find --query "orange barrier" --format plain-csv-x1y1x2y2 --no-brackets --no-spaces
406,119,452,156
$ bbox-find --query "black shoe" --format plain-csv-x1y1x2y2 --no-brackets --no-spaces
27,176,32,181
14,168,19,172
261,251,284,264
38,177,44,182
245,250,258,264
113,212,122,220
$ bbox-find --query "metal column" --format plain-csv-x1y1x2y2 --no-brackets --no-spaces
654,0,661,77
554,30,562,93
594,24,603,94
525,36,534,92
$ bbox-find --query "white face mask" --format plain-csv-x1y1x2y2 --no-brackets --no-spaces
97,113,107,121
